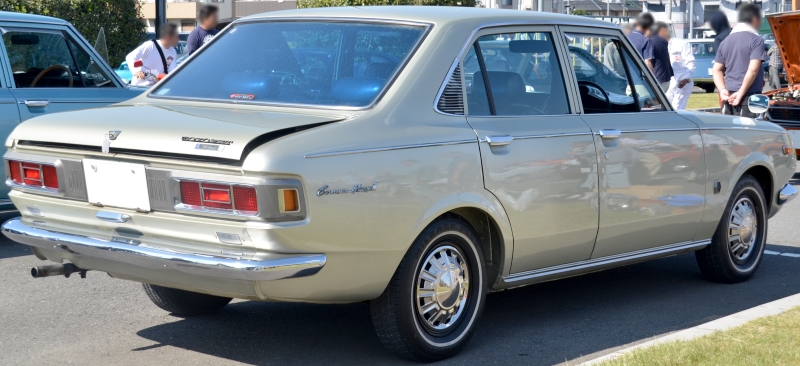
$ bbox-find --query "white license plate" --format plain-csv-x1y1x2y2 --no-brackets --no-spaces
83,159,150,211
708,68,713,75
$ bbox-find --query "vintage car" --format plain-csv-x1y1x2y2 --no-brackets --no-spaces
0,11,146,211
1,7,797,362
688,39,718,93
764,11,800,148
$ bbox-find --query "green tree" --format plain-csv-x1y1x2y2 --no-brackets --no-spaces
0,0,146,66
571,9,590,16
298,0,478,8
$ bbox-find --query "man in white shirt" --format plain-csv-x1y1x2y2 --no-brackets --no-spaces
657,26,695,110
125,23,179,87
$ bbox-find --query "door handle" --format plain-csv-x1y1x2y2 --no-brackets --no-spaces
598,129,621,139
24,100,50,108
96,211,131,223
485,135,513,147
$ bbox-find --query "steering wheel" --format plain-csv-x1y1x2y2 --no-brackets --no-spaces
30,65,73,88
577,80,610,113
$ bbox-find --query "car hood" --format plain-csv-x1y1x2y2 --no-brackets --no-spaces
8,104,343,161
767,11,800,89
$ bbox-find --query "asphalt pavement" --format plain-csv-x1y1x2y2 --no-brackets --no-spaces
2,174,800,366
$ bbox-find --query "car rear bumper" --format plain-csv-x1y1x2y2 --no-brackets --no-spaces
1,217,326,282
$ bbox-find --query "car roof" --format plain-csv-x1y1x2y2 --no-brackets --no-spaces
241,6,618,30
0,11,68,25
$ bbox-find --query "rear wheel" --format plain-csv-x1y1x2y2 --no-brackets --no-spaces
143,284,232,316
370,217,487,362
703,84,716,93
695,175,767,283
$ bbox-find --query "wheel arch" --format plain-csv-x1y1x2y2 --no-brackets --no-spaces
728,156,776,212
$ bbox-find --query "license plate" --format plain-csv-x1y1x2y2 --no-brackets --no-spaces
83,159,151,211
708,68,713,75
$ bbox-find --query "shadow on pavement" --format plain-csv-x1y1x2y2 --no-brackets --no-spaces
136,246,800,366
0,242,31,260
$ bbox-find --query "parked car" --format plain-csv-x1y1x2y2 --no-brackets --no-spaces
0,11,146,211
1,7,797,362
114,61,133,83
764,11,800,150
688,39,717,93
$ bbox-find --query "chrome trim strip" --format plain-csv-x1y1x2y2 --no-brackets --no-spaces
503,239,711,283
1,218,326,281
612,128,699,133
304,139,476,158
148,18,433,112
481,132,592,142
701,127,784,133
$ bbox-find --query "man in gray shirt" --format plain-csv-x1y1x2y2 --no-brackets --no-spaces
712,4,766,117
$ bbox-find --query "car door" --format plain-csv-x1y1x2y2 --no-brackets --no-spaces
560,27,706,258
0,23,137,121
446,26,599,273
0,42,21,209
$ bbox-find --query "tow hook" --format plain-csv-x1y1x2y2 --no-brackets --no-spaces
30,263,88,279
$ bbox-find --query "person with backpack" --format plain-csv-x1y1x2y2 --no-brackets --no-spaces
126,23,179,87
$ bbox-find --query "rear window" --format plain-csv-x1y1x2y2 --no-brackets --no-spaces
151,21,427,108
689,42,716,57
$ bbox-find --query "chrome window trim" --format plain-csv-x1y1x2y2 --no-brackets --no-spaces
478,131,592,142
701,127,784,133
434,22,621,117
503,239,711,284
148,18,433,112
304,139,476,158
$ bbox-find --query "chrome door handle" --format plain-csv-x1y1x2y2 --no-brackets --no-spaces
24,100,50,107
486,135,513,147
96,211,131,223
598,129,621,139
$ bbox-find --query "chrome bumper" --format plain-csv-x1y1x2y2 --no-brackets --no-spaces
779,184,798,205
1,218,326,281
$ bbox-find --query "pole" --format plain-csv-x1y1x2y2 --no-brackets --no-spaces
538,0,544,11
666,0,672,22
155,0,166,40
688,0,694,38
607,0,610,16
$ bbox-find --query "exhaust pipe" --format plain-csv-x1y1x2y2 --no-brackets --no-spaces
31,263,87,279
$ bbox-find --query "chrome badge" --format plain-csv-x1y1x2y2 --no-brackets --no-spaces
182,137,233,145
108,130,121,140
317,183,378,197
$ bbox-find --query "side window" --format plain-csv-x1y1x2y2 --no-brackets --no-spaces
465,31,570,116
565,33,665,113
2,30,79,88
68,38,115,87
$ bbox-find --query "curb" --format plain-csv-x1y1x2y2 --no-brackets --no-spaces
578,292,800,365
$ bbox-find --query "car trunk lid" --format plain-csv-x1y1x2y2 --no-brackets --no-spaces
767,11,800,90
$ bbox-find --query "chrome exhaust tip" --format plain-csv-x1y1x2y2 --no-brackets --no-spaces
30,263,87,278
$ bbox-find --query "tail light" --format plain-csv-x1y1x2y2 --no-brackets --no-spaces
178,180,258,215
6,160,58,190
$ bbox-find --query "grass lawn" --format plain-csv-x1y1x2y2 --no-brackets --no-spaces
599,307,800,366
687,93,720,110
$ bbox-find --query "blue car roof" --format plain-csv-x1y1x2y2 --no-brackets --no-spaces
0,11,68,25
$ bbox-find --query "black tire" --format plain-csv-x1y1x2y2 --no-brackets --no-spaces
143,284,232,316
370,216,487,362
695,175,767,283
703,84,716,93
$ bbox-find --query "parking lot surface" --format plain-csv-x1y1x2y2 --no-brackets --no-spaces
2,173,799,366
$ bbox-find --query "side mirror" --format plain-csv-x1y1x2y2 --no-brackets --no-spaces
748,94,770,115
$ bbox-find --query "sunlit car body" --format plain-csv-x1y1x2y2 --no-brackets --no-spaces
1,7,796,362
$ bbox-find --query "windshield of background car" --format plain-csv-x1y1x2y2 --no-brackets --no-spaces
151,21,427,108
689,42,716,57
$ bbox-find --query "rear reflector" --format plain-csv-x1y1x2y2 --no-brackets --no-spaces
279,189,299,213
179,181,202,206
6,160,58,190
233,186,258,212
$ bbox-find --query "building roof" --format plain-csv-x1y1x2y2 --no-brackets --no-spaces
0,11,67,24
243,6,619,29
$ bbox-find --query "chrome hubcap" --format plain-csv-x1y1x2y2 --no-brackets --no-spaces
415,245,469,332
729,197,758,261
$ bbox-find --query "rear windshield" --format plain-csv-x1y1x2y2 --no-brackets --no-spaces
689,42,716,57
151,21,427,108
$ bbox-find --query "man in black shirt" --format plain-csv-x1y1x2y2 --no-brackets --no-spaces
650,22,674,91
187,5,219,55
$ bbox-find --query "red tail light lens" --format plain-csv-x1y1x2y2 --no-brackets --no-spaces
178,180,260,214
233,186,258,212
6,160,58,190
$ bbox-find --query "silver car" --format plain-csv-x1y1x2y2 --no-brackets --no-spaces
1,7,797,362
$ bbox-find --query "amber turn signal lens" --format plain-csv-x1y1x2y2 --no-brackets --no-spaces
782,145,794,156
279,189,299,213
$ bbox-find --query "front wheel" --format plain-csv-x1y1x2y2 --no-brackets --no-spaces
370,217,487,362
695,175,767,283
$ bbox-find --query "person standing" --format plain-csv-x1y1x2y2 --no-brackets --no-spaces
187,4,219,56
628,13,655,74
650,22,674,91
604,23,631,77
125,22,179,87
712,4,766,117
767,43,783,90
658,25,695,110
708,10,732,52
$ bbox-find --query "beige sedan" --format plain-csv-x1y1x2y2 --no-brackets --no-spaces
2,7,796,362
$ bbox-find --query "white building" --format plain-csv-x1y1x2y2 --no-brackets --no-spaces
643,0,794,38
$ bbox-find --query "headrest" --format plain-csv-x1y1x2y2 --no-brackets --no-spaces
331,78,384,105
220,72,279,98
472,71,526,98
509,40,555,54
364,62,396,79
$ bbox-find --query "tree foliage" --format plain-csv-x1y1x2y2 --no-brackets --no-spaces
298,0,478,9
0,0,146,66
